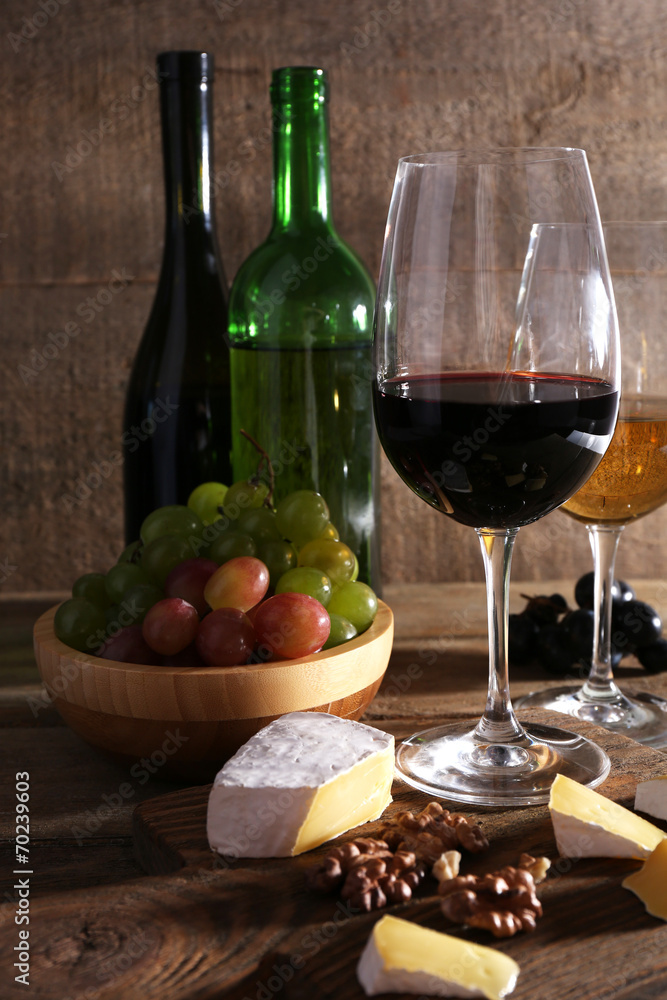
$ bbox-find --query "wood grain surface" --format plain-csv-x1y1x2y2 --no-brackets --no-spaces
63,717,667,999
4,0,667,591
2,587,667,999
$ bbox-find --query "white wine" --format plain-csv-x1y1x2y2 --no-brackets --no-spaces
231,343,377,583
563,397,667,525
227,68,379,586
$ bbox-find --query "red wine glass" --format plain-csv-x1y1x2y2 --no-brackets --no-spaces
373,150,620,805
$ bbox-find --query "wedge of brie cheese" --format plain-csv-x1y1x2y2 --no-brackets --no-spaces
549,773,666,860
622,837,667,921
356,914,519,999
207,712,394,858
634,775,667,822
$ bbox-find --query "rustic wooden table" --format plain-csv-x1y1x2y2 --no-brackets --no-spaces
1,583,667,1000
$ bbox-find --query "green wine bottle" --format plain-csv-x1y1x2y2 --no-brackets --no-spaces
228,66,379,586
123,51,232,544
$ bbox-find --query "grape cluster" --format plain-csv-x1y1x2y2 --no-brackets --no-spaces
54,481,378,667
508,571,667,676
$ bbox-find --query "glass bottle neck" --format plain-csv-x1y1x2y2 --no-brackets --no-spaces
160,75,215,242
271,102,334,234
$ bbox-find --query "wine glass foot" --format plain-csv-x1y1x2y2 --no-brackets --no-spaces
516,687,667,749
394,719,610,806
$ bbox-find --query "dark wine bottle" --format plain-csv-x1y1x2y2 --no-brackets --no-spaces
122,50,232,544
227,66,380,587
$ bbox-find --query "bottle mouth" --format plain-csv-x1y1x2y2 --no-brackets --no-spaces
271,66,329,105
157,51,213,82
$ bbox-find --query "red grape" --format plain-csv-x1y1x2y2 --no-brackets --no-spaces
204,556,270,612
161,642,206,668
253,593,330,660
196,608,257,666
164,557,219,616
98,625,162,665
142,598,200,656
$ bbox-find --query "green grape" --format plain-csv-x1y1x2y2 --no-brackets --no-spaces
222,479,270,519
54,598,107,654
105,563,149,604
105,603,121,628
72,573,112,611
327,581,378,634
275,490,330,548
258,540,298,587
187,481,229,525
140,505,204,546
117,540,142,564
237,507,282,545
119,583,164,624
350,555,359,583
323,612,358,650
140,534,193,587
209,531,257,564
275,566,332,606
298,538,356,588
318,522,340,542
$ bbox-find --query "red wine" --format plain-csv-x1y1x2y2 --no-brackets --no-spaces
374,372,619,529
123,52,232,544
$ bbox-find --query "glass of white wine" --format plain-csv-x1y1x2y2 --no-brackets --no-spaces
519,221,667,747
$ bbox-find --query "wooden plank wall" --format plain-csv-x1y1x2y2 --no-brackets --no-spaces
2,0,667,592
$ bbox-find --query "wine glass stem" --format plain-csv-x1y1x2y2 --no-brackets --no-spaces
581,524,625,700
474,528,525,743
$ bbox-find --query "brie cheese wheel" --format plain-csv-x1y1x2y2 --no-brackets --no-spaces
356,914,519,1000
207,712,394,858
622,837,667,921
634,775,667,822
549,773,666,860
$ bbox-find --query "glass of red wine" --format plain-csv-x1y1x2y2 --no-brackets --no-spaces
373,150,620,805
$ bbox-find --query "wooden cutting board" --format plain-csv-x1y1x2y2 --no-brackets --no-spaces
132,714,667,1000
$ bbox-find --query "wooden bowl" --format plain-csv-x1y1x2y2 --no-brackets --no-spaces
33,601,394,782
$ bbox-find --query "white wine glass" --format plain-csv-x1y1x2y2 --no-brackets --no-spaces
373,150,620,805
518,221,667,747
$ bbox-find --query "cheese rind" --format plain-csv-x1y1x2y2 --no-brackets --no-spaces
622,838,667,921
206,712,394,858
356,915,519,1000
634,776,667,822
549,773,666,860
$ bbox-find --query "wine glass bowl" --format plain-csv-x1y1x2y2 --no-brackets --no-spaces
518,221,667,747
373,150,620,805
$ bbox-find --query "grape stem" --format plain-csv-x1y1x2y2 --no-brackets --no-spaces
240,428,275,504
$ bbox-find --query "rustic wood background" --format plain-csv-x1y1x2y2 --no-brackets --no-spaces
2,0,667,593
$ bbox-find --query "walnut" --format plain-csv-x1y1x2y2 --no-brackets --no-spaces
432,850,462,883
306,839,427,912
518,852,551,884
439,865,542,938
378,801,489,863
305,837,391,892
